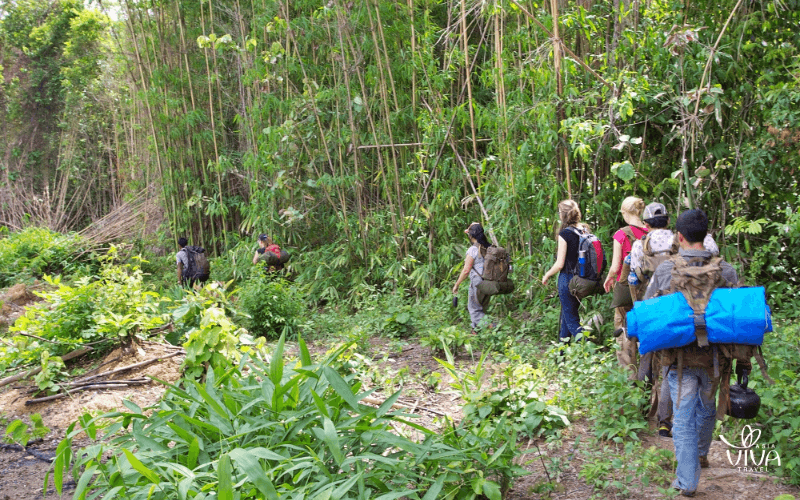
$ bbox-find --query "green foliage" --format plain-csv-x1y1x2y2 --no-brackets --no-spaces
33,351,68,394
0,228,92,286
52,338,527,499
2,250,164,371
237,276,305,340
587,368,649,442
3,413,49,447
579,442,674,496
419,325,473,357
716,322,800,485
182,304,259,379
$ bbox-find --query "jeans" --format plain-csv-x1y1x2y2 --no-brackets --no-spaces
557,272,582,340
667,366,718,493
468,274,490,329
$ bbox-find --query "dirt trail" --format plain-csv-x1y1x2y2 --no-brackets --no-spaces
0,341,184,499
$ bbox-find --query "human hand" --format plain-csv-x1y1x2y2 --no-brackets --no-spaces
603,275,615,293
542,275,549,286
452,284,459,295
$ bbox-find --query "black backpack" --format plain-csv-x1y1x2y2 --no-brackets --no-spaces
184,246,210,280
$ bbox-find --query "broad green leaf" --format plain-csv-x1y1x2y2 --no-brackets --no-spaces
376,390,402,418
122,449,160,483
73,464,98,500
482,480,502,500
270,334,286,385
322,367,359,409
218,453,233,500
229,447,279,497
421,475,446,500
322,417,344,465
187,437,200,469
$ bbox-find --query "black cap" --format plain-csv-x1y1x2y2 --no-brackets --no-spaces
258,234,268,241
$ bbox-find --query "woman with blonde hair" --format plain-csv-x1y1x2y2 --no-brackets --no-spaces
542,199,586,341
603,196,648,377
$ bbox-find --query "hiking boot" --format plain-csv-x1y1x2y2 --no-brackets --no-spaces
699,455,709,469
658,422,672,438
673,488,695,497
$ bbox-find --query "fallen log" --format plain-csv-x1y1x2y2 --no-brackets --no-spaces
25,379,153,405
0,346,93,388
70,350,183,385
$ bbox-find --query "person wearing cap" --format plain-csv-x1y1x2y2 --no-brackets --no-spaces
642,209,739,497
453,222,492,332
253,234,283,271
629,202,720,439
604,196,649,378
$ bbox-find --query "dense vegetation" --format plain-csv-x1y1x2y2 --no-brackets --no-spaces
0,0,798,308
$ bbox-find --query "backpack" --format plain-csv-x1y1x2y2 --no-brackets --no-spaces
654,254,772,418
184,246,210,280
477,245,514,296
631,232,680,301
568,226,606,282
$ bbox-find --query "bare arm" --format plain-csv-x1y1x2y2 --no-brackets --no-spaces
452,255,475,294
603,238,623,292
542,236,568,285
252,250,260,265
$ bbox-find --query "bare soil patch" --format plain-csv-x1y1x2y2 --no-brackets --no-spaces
0,341,184,499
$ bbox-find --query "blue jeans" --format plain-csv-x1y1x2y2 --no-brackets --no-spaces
557,273,583,340
668,366,718,493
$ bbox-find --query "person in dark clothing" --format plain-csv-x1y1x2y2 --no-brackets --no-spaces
542,199,587,341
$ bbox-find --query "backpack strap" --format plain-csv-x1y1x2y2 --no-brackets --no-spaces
621,226,637,246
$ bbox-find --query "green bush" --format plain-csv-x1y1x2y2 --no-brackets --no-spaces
238,276,304,339
53,338,526,500
0,227,94,286
2,250,165,371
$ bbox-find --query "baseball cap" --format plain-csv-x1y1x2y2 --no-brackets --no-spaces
258,234,269,241
643,202,666,220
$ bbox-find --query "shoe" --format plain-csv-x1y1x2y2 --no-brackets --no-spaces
674,488,695,497
699,455,709,468
613,327,624,338
658,422,672,438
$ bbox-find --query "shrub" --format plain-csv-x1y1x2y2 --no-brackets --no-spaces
53,338,527,500
238,275,304,339
0,227,94,286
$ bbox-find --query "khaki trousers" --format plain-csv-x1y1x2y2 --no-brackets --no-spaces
615,306,638,380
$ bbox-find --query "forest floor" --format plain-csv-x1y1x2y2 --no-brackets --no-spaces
0,336,798,500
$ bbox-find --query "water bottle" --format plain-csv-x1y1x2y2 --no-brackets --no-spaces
578,250,586,277
626,254,640,285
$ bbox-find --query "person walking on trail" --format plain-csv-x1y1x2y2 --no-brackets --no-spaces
541,200,587,342
603,196,648,378
176,237,210,288
252,234,283,272
644,209,738,497
453,222,492,333
629,202,720,438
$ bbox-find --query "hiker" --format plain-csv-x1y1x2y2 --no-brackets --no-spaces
643,209,738,497
176,237,210,288
628,202,720,437
541,200,587,341
603,196,648,378
252,234,283,271
453,222,492,332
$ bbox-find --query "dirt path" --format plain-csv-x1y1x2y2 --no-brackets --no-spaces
1,336,797,499
0,342,184,499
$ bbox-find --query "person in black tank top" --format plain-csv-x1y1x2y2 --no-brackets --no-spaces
542,200,586,342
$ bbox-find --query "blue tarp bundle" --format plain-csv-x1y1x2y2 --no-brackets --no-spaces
627,287,771,355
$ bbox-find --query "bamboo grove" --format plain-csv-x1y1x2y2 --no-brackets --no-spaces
1,0,799,303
